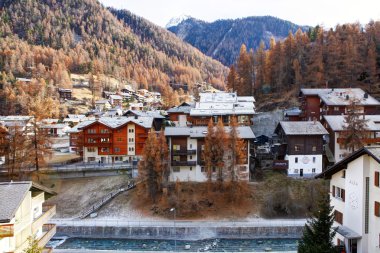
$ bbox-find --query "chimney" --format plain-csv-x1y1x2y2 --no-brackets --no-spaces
364,93,369,99
313,117,317,124
134,115,138,120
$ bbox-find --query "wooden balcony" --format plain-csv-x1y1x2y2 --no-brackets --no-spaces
37,224,56,248
171,161,196,166
337,137,380,145
0,224,14,238
85,142,111,147
172,149,196,155
32,205,56,233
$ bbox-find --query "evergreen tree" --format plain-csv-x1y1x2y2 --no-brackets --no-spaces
298,193,337,253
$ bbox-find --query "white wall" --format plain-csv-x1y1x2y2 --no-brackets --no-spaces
286,154,322,177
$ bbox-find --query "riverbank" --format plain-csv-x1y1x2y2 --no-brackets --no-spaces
54,250,297,253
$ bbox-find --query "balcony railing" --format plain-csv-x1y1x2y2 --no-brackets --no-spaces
337,137,380,145
85,142,111,147
37,224,56,248
172,149,196,155
32,205,56,233
171,161,196,166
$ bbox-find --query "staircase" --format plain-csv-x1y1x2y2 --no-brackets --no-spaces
80,182,136,219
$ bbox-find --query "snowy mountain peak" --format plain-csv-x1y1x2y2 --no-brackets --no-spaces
165,15,192,28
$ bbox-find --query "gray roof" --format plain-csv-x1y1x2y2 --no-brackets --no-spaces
77,116,153,130
124,110,165,119
324,115,380,131
164,126,255,139
300,88,380,106
279,121,328,135
284,107,301,116
335,226,361,239
0,182,31,223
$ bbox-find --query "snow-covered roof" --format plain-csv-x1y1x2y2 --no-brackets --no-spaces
278,121,328,135
165,126,255,139
300,88,380,106
77,116,153,130
109,95,123,100
324,115,380,131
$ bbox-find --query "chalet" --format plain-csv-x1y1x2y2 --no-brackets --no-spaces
317,146,380,253
77,116,153,163
40,123,70,137
58,88,72,100
0,116,34,134
95,100,112,112
275,121,328,177
66,124,83,155
109,95,123,107
167,92,255,127
165,126,255,182
283,107,302,121
102,91,116,99
323,115,380,162
299,88,380,121
121,85,135,94
63,114,87,126
123,110,165,130
0,181,56,253
129,102,144,111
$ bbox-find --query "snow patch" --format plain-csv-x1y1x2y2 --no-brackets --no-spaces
166,14,192,28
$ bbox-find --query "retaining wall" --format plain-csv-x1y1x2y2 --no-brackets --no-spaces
57,225,303,240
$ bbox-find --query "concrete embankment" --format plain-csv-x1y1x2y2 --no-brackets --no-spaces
55,219,305,240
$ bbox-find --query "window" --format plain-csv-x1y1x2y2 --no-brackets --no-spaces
212,167,216,172
173,167,180,172
312,168,316,173
313,157,316,163
333,186,345,202
101,147,109,152
334,210,343,224
88,157,96,162
295,157,298,163
375,201,380,217
87,138,95,143
375,171,380,187
128,147,134,152
190,167,192,171
101,138,110,143
312,146,317,152
173,156,180,161
87,147,95,152
100,129,110,133
128,138,134,142
117,137,122,142
88,129,96,134
173,145,180,151
334,107,340,111
114,147,120,152
342,170,346,178
294,169,299,174
190,144,192,149
295,145,300,151
128,129,134,133
201,145,205,150
201,166,205,172
189,156,192,160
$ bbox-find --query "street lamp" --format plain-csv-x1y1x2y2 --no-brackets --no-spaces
170,207,176,252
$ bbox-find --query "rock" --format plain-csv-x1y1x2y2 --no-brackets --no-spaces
142,244,147,248
265,247,272,252
89,212,97,218
185,244,191,250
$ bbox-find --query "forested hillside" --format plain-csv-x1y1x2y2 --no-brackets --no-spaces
0,0,227,92
168,16,307,66
227,23,380,108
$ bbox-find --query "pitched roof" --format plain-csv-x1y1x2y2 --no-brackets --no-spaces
277,121,328,135
316,146,380,179
323,115,380,131
0,181,56,223
164,126,255,139
77,116,153,130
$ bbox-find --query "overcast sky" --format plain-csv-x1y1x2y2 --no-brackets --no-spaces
100,0,380,28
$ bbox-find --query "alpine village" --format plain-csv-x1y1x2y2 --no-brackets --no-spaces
0,1,380,253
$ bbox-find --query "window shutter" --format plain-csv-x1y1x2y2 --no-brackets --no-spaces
375,172,380,187
342,189,345,202
375,202,380,217
332,186,335,197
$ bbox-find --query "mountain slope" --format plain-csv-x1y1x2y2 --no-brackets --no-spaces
0,0,227,90
168,16,308,66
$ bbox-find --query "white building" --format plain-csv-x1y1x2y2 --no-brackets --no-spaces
165,126,255,182
323,115,380,162
317,146,380,253
275,121,328,177
0,181,56,253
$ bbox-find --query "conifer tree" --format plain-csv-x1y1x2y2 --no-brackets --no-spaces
298,193,337,253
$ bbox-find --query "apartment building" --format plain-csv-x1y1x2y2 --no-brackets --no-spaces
317,146,380,253
76,116,153,163
167,92,255,126
274,121,328,177
323,115,380,162
165,126,255,182
0,181,56,253
299,88,380,121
